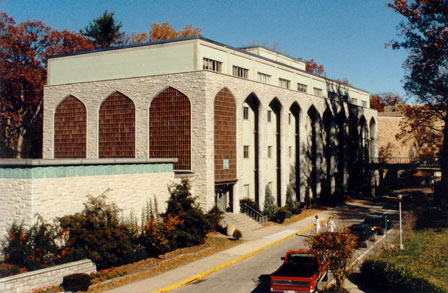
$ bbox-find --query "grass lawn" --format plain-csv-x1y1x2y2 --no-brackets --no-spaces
371,205,448,292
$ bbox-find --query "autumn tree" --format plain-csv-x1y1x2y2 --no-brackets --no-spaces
297,58,326,76
0,12,94,158
129,22,201,44
396,104,443,158
307,230,357,291
82,10,126,48
370,92,405,112
388,0,448,204
130,32,148,44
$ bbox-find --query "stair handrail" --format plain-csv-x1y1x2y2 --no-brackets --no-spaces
240,203,268,225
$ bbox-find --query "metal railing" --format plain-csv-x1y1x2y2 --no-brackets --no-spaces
357,157,440,168
240,203,268,225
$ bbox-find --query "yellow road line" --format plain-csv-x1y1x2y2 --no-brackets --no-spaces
155,201,367,293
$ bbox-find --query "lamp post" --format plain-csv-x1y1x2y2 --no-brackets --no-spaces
398,194,404,250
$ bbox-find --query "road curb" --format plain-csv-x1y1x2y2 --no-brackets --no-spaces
155,201,368,292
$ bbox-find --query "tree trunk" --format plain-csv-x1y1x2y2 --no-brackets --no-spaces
15,133,24,159
438,113,448,206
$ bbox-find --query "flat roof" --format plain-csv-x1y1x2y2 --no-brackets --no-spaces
48,36,369,94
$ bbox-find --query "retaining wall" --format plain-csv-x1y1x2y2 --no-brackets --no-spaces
0,259,96,293
0,158,178,241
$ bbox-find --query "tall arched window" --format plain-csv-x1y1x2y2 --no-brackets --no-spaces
214,88,236,182
150,87,191,170
99,92,135,158
54,96,86,158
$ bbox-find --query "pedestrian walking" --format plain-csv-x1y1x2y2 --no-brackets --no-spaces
314,215,321,234
327,216,336,232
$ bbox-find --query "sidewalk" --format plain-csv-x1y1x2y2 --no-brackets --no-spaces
106,200,369,293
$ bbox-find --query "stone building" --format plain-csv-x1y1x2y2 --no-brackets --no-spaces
42,36,378,213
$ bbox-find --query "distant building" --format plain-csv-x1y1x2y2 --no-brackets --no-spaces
378,105,442,160
43,36,378,212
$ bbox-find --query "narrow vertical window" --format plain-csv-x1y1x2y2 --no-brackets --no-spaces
289,146,292,158
244,184,250,197
268,146,272,158
243,145,249,158
288,113,291,125
267,110,272,122
243,106,249,120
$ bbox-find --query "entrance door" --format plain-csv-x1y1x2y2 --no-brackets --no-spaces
215,184,233,212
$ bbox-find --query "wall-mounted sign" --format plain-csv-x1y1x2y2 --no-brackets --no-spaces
223,159,229,170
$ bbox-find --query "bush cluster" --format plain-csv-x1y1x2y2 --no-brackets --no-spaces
360,259,443,292
0,179,222,274
271,207,293,223
0,216,61,272
240,190,301,224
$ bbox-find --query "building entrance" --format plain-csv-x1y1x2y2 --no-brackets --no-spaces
215,184,233,212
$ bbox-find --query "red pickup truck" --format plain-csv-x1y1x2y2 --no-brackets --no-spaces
270,249,328,293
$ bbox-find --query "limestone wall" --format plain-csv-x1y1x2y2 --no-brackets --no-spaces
0,159,177,241
377,113,416,158
0,259,96,293
43,71,378,211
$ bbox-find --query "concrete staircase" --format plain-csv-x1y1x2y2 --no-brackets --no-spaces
223,212,264,232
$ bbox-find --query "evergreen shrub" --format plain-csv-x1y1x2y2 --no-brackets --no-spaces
164,179,213,249
58,194,135,270
272,207,292,223
263,185,278,218
62,273,91,292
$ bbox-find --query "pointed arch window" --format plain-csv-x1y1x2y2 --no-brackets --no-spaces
54,96,86,158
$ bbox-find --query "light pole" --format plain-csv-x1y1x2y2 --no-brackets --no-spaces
398,194,404,250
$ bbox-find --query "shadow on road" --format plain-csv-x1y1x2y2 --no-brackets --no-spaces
251,274,270,292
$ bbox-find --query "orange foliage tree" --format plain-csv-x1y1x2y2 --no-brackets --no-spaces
298,57,326,76
130,21,201,44
0,12,94,158
307,230,357,291
388,0,448,203
370,92,405,112
396,104,443,158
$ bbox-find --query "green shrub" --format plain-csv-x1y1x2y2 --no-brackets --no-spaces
164,179,213,249
286,193,302,215
233,229,242,240
240,198,260,214
1,216,59,271
360,259,443,292
58,194,135,270
263,185,278,218
62,273,91,292
272,207,292,223
206,206,224,232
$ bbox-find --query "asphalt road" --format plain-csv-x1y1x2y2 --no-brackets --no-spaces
173,200,399,293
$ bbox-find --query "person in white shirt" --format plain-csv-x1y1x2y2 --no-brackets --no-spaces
314,215,321,234
327,216,336,232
